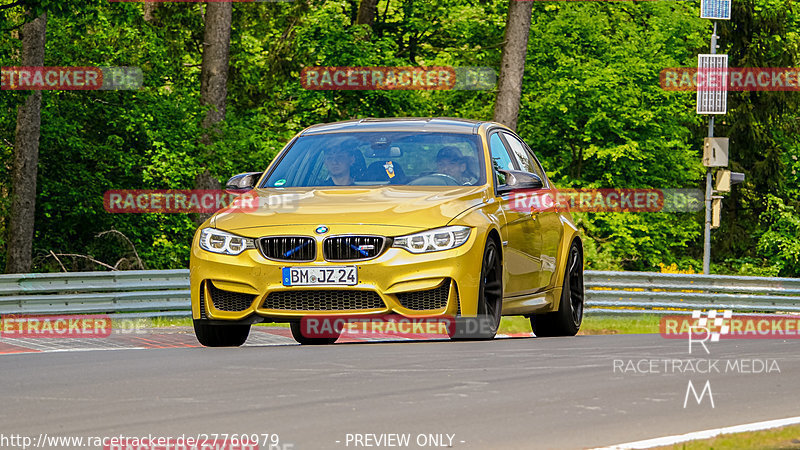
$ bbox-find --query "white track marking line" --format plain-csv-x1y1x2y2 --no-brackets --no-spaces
595,415,800,449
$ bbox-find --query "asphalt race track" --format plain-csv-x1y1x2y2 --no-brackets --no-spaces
0,329,798,449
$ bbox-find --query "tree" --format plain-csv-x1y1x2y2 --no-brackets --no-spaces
0,0,793,275
713,0,800,264
493,0,533,130
516,2,708,271
6,11,46,274
195,2,233,223
200,3,232,132
356,0,378,26
143,3,158,24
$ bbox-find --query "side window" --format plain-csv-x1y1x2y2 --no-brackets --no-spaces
502,132,545,182
489,133,516,185
525,145,549,186
523,144,548,186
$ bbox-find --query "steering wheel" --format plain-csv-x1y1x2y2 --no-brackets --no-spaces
409,173,461,186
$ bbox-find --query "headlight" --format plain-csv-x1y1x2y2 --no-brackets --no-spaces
392,226,471,254
199,228,256,255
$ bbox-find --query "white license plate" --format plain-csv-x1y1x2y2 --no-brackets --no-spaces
282,266,358,286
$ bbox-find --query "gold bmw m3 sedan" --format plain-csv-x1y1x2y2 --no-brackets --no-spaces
190,118,584,346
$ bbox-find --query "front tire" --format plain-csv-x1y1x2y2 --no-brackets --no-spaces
450,238,503,340
193,320,250,347
530,241,584,337
290,321,339,345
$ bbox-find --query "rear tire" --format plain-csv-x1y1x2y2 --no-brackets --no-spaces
530,241,584,337
193,320,250,347
290,321,339,345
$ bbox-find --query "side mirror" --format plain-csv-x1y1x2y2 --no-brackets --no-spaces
225,172,262,194
497,170,543,194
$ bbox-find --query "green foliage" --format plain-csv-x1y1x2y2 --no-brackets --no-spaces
756,195,800,276
576,211,701,271
712,0,800,263
0,0,798,274
517,2,710,271
521,1,707,187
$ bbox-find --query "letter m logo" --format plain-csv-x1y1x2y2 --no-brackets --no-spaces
684,380,715,408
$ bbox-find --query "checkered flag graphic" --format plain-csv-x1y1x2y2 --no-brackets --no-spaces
692,310,733,341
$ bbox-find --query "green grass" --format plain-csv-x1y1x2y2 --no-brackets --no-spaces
653,424,800,449
498,313,661,335
126,313,661,335
148,317,192,328
578,313,663,335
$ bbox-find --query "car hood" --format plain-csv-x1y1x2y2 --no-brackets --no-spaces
213,185,490,233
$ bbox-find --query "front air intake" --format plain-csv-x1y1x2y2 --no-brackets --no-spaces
396,280,451,311
323,236,387,261
208,282,256,312
263,290,385,311
258,236,316,262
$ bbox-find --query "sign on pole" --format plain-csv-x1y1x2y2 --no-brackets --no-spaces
703,137,729,167
712,197,722,228
700,0,732,20
696,54,728,115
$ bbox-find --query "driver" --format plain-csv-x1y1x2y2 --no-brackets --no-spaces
435,147,474,185
322,148,357,186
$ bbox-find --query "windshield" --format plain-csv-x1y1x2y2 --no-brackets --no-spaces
262,132,486,188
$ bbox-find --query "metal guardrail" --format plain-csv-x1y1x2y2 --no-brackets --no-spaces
0,270,190,316
584,271,800,314
1,269,799,317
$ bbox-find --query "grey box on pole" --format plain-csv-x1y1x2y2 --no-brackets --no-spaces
696,54,728,115
716,169,745,191
716,169,732,191
703,137,729,167
712,197,722,228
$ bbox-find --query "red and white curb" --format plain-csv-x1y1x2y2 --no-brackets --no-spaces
0,328,535,355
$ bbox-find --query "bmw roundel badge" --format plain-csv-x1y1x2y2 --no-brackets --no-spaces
315,225,329,235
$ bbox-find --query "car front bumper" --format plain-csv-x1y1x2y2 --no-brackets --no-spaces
190,225,487,322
